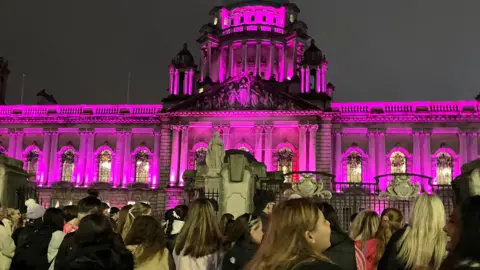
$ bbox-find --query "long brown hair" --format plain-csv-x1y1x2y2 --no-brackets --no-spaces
246,198,330,270
124,216,167,265
174,198,223,258
374,208,403,266
349,210,380,241
116,204,133,235
121,202,151,239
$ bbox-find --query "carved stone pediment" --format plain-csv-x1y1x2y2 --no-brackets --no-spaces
289,174,332,199
381,174,420,200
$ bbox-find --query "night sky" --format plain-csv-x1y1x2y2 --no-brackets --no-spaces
0,0,479,105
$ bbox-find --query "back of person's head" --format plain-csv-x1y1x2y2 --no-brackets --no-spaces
164,209,174,222
121,202,151,239
374,208,403,266
165,205,188,236
63,205,78,223
77,196,102,218
100,203,110,216
227,213,262,245
219,213,234,235
253,190,276,214
174,205,188,220
397,193,447,269
110,207,119,217
43,207,64,231
349,210,380,241
117,204,133,237
246,198,331,270
208,198,219,212
174,198,223,258
316,201,343,233
124,215,166,265
75,213,114,247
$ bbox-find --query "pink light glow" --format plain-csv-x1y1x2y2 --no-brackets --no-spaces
130,146,153,186
431,147,460,186
220,6,286,30
92,145,115,184
22,144,43,184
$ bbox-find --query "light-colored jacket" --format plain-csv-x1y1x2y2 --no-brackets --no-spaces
173,250,222,270
48,230,65,270
0,225,15,270
127,245,169,270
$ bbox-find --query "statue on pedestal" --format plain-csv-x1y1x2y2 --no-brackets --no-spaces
205,131,225,177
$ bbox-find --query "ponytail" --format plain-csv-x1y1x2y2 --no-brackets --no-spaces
374,208,403,266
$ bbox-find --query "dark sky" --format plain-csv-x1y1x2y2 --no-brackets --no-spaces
1,0,479,105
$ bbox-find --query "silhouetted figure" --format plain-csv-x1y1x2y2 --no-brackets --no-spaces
0,57,10,105
36,89,57,105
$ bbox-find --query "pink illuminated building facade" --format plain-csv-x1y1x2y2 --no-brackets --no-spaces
0,0,477,214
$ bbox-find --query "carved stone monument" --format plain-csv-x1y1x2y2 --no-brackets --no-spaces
0,155,28,208
283,174,332,199
380,174,420,200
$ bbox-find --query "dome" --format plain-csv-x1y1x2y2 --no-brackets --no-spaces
171,43,195,68
222,0,289,8
303,39,324,66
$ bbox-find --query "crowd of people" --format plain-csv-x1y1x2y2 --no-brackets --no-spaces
0,189,476,270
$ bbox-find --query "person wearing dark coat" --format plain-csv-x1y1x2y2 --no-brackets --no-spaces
377,227,407,270
252,190,276,234
316,202,357,270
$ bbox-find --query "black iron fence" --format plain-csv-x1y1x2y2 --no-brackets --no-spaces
16,184,40,213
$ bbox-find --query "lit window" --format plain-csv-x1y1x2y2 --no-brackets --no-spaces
276,148,293,182
223,18,228,26
135,150,150,183
213,17,218,25
390,151,406,174
194,147,207,169
61,149,75,182
98,150,112,182
199,87,204,93
26,148,40,179
436,152,453,185
346,151,362,183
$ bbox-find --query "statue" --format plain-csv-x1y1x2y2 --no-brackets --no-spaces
205,131,226,177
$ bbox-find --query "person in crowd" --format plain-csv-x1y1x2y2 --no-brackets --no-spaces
165,205,188,252
110,207,120,231
221,213,263,270
117,204,134,237
63,205,79,234
2,208,21,236
13,199,45,248
121,202,152,240
378,193,447,270
57,214,134,270
252,190,276,234
11,207,64,270
0,209,14,270
246,198,339,270
350,210,380,242
100,202,110,217
219,213,234,236
125,215,174,270
440,195,480,269
317,202,357,270
173,198,224,269
355,208,403,270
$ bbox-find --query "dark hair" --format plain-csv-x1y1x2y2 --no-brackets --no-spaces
316,201,344,234
227,213,260,244
101,203,110,212
74,214,114,247
43,208,64,231
117,204,133,236
453,195,480,262
110,207,120,216
63,205,78,223
165,205,189,236
77,196,102,215
208,199,219,212
351,213,358,223
164,209,174,222
87,188,99,198
124,216,167,265
219,213,234,235
253,190,276,211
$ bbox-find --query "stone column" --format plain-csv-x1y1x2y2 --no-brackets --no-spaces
7,130,16,158
14,131,24,160
228,44,234,78
174,70,179,95
305,66,310,93
122,131,132,187
222,126,231,150
367,131,376,183
421,130,432,186
254,126,263,162
48,131,59,185
41,131,51,186
242,42,248,73
308,125,318,171
264,126,273,171
114,131,125,187
298,125,308,171
334,132,343,184
178,126,189,186
291,40,298,79
170,126,181,186
268,42,275,79
280,45,286,81
375,131,386,191
255,42,261,76
84,132,95,186
152,131,161,188
470,132,478,162
77,131,88,186
207,42,212,77
458,131,469,167
412,130,422,184
317,119,333,175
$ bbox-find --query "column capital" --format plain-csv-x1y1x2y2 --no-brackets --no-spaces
412,128,423,136
255,125,264,132
422,129,432,136
309,124,318,131
299,124,309,131
179,125,189,131
264,125,273,132
170,125,181,131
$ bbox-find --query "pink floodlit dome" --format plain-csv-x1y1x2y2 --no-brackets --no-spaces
222,0,289,8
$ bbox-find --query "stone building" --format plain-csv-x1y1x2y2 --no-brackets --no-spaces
0,0,478,217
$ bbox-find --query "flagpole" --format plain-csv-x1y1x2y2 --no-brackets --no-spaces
126,72,131,104
20,73,25,104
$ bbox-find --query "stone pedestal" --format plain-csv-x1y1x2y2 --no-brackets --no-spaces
0,155,28,208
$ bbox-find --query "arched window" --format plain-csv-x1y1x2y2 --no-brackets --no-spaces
436,152,453,185
390,151,407,174
346,151,362,183
135,150,150,183
26,148,40,178
238,146,250,152
194,147,207,169
97,149,112,182
61,150,75,182
276,147,293,182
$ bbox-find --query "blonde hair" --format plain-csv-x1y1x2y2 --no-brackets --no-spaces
246,198,330,270
396,193,447,269
121,202,151,240
349,210,380,241
374,208,403,266
174,198,223,258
